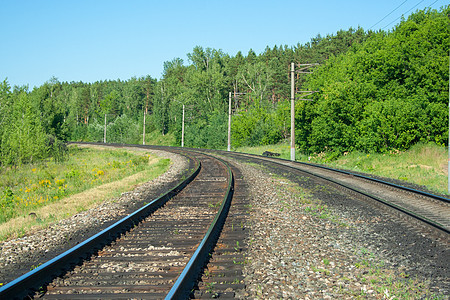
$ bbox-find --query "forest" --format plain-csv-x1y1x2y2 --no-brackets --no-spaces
0,6,448,167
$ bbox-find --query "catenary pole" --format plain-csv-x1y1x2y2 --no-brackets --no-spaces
290,62,319,162
228,92,232,151
104,113,107,143
143,111,146,145
182,104,185,147
290,62,295,161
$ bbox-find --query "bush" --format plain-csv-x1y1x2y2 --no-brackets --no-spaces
47,135,68,163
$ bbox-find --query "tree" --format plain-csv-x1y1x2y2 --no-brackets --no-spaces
1,92,47,165
300,6,449,154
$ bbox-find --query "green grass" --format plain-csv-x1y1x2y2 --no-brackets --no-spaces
234,142,448,195
320,143,447,195
346,247,442,299
0,145,171,240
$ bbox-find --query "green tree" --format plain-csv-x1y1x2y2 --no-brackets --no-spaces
300,6,449,154
1,92,47,165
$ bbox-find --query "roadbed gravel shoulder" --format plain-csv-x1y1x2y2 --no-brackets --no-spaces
0,150,190,286
225,156,449,299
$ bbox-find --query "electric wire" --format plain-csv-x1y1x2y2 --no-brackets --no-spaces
369,0,409,29
370,0,440,31
381,0,437,29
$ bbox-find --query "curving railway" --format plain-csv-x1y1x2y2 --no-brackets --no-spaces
212,150,450,239
0,143,448,299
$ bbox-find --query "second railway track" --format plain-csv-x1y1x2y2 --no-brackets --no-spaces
213,150,450,242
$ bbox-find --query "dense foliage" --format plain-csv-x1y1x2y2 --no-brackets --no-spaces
0,6,448,167
300,7,449,154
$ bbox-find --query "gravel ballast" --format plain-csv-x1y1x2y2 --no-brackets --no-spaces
231,158,449,299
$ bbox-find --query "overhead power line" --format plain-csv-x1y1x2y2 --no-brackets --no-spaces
369,0,409,29
381,0,430,29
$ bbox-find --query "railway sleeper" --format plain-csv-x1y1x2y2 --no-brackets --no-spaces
49,277,178,286
42,292,168,299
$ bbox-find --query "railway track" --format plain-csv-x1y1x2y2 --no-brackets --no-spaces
212,150,450,242
0,150,240,299
1,143,448,299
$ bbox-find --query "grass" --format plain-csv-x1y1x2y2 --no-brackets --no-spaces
234,142,448,195
323,143,447,195
0,144,171,241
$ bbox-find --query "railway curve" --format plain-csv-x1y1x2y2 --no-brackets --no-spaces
1,143,448,298
202,148,450,242
0,150,236,299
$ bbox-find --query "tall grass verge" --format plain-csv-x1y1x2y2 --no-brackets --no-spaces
319,143,447,195
0,145,171,241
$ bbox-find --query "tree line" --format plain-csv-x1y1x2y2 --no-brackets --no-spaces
0,6,448,167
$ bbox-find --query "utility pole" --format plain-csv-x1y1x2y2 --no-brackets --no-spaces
182,104,185,147
448,54,449,193
290,62,319,161
143,110,146,145
290,63,295,161
104,113,107,143
174,99,187,147
228,92,232,151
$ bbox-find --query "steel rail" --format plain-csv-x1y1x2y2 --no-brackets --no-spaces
35,142,446,296
0,155,201,300
287,157,449,204
70,142,450,205
212,150,450,235
98,143,449,234
206,149,450,205
71,143,237,298
285,159,449,234
165,152,234,299
74,144,449,234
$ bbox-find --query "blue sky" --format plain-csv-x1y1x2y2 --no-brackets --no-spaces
0,0,446,88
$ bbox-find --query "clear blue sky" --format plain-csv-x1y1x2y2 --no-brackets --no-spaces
0,0,446,89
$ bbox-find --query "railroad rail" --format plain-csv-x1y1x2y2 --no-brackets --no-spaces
191,161,249,298
0,150,237,299
88,143,450,240
1,143,448,299
211,150,450,240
